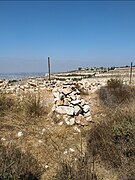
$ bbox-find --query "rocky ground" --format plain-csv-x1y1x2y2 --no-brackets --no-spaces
0,74,135,179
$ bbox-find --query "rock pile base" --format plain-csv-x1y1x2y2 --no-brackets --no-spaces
52,83,92,126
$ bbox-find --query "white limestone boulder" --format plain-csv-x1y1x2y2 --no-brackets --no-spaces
55,106,74,115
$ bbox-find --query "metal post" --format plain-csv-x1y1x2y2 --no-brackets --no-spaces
48,57,51,81
129,62,133,84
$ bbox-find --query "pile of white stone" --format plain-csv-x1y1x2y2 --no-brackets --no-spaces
52,82,92,126
0,77,107,95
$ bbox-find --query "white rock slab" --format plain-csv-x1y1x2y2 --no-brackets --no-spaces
56,106,74,115
71,100,81,105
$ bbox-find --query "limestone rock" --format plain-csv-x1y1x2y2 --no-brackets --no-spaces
56,106,74,115
73,126,81,133
75,114,83,124
83,105,90,113
53,92,59,99
52,87,58,92
79,118,89,126
52,105,56,112
24,84,30,89
56,99,64,106
69,148,75,152
71,100,81,105
84,111,91,118
59,93,65,100
81,99,86,106
64,98,70,106
28,82,37,87
86,116,93,122
17,131,23,137
70,94,76,100
74,105,82,116
65,117,75,125
61,88,72,95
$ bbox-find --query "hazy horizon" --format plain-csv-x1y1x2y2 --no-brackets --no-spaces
0,1,135,73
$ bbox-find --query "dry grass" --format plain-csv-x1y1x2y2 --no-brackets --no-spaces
87,83,135,179
0,142,43,180
55,154,97,180
23,92,46,118
0,89,91,179
98,78,135,106
1,79,135,179
0,92,16,116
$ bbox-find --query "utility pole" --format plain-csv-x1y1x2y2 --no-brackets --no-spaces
48,57,51,81
129,62,133,84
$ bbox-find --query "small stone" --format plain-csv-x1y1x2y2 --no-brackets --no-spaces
52,105,56,112
83,105,90,113
84,111,91,118
81,99,86,106
38,140,43,143
45,165,49,169
86,116,93,122
80,119,89,126
75,114,83,124
54,97,59,103
74,126,81,133
52,87,58,92
56,114,61,119
53,92,59,99
24,84,30,89
56,99,64,106
76,89,80,94
28,82,37,87
64,150,68,154
64,98,70,106
59,93,65,100
74,105,82,116
69,148,75,152
58,121,63,126
41,128,45,135
20,86,25,90
65,117,75,125
62,88,72,95
17,132,23,137
1,137,6,141
69,92,77,100
76,95,81,100
71,100,81,105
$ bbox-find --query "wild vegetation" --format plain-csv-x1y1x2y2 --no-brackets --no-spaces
0,78,135,179
98,78,135,106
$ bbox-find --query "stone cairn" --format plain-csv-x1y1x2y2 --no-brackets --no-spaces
52,82,92,126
